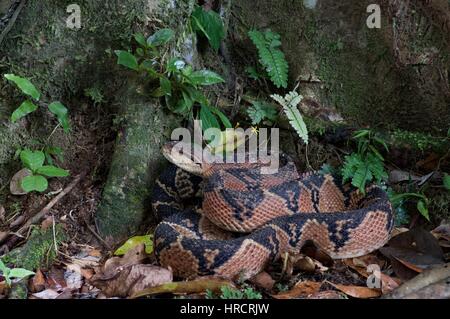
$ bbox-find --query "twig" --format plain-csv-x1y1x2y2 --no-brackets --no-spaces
0,0,26,46
0,173,84,246
82,219,112,251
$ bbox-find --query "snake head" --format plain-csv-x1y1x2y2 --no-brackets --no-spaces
162,141,205,176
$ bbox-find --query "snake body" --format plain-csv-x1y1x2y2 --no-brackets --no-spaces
152,152,394,280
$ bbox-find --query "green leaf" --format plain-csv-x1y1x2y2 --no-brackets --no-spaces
147,28,174,47
443,173,450,191
8,268,35,280
248,30,288,88
11,100,38,123
4,74,40,100
341,153,362,183
115,50,139,71
160,77,172,96
21,175,48,193
417,200,430,221
134,33,147,47
20,150,45,172
200,105,220,132
211,108,232,128
189,70,225,86
271,92,308,144
191,6,225,51
114,235,153,256
36,165,69,177
48,102,70,133
247,101,278,125
166,58,186,73
353,130,370,139
166,90,193,115
0,259,7,273
352,161,372,193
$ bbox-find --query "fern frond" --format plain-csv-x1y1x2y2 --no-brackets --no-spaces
247,101,278,125
248,30,289,88
271,91,308,144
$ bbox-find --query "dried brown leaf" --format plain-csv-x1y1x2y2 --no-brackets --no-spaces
249,271,275,291
130,277,235,299
328,282,381,299
272,281,322,299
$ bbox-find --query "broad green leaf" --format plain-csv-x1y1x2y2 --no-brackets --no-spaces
11,100,38,123
115,50,139,71
353,130,370,139
208,129,246,154
21,175,48,193
114,235,153,256
8,268,35,279
417,200,430,221
4,74,40,100
160,77,172,96
166,58,186,73
0,259,7,273
191,6,225,51
48,102,70,133
20,150,45,172
211,108,232,128
147,28,174,47
134,33,147,47
36,165,69,177
443,173,450,191
200,105,220,132
166,91,193,115
189,70,225,86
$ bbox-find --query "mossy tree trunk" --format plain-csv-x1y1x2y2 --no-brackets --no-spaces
229,0,450,135
0,0,197,245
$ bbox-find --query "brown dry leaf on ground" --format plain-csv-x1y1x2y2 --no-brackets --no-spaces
379,227,445,280
384,263,450,299
249,272,275,291
29,269,46,293
130,277,236,299
343,257,401,294
327,281,381,298
431,223,450,248
309,290,346,299
272,280,322,299
90,244,172,297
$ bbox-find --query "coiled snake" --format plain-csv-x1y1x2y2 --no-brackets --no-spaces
152,142,394,280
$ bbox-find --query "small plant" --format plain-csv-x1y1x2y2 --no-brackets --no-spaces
0,259,35,287
4,74,70,132
271,91,308,144
190,5,225,51
388,188,430,222
248,30,289,88
4,74,71,193
115,29,231,132
17,149,69,193
246,100,278,125
206,285,262,299
341,129,388,194
443,173,450,191
84,87,105,105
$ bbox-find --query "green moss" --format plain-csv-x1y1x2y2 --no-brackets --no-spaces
3,224,67,271
390,129,450,152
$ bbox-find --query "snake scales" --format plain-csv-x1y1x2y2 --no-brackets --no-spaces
152,144,394,280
